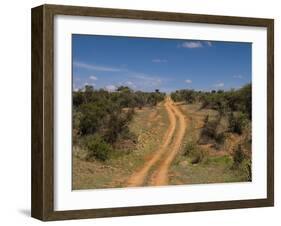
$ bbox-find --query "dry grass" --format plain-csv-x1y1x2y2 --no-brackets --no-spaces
73,101,251,189
169,102,251,185
72,103,169,190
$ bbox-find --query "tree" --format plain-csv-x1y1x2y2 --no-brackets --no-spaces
84,85,94,103
73,91,84,107
117,86,131,93
79,103,107,135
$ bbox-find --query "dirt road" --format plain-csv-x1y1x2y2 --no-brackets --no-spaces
127,97,187,187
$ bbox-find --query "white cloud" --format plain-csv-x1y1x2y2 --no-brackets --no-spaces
125,81,137,89
74,61,166,92
181,41,203,48
131,72,162,86
185,79,192,84
152,59,167,63
73,87,79,92
105,85,117,92
73,61,122,72
214,82,224,87
119,71,165,91
89,75,98,80
233,75,243,79
180,41,213,48
126,81,133,85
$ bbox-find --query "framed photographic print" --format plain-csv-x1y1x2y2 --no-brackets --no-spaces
31,4,274,221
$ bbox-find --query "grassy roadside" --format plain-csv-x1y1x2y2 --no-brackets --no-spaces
72,102,169,189
169,103,249,185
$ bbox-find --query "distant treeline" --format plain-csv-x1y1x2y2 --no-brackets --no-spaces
171,84,252,119
73,85,165,161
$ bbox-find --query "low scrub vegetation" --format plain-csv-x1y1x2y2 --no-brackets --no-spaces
84,134,112,161
228,112,249,135
171,84,251,119
232,144,245,166
232,144,252,181
173,84,251,149
198,115,226,148
73,85,165,161
184,141,205,164
176,84,252,181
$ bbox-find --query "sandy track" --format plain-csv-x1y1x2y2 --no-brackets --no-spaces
150,101,187,186
127,97,177,187
127,97,186,187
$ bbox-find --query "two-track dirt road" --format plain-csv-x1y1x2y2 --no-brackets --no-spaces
127,96,187,187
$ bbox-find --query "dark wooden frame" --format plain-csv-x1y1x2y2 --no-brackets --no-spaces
31,4,274,221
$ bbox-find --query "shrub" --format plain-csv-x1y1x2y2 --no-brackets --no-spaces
237,84,252,119
79,102,107,135
202,120,217,138
228,112,248,135
172,84,252,121
170,89,196,103
73,91,85,107
103,108,136,144
103,112,126,144
84,134,112,161
215,132,226,145
191,150,205,164
231,144,252,181
198,118,218,144
199,115,227,149
183,141,197,156
184,141,205,164
232,144,245,167
73,85,166,162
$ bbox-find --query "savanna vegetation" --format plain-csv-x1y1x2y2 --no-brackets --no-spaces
73,85,165,162
73,83,252,189
170,84,252,182
171,84,251,118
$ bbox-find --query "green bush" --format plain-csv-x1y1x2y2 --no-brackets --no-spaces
171,84,252,121
79,102,109,135
84,134,112,161
199,118,218,144
237,84,252,119
72,85,166,162
228,112,248,135
184,141,205,164
231,144,252,181
199,115,227,149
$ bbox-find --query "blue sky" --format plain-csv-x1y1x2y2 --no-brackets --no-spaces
72,34,251,93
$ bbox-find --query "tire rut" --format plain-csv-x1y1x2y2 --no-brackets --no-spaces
127,97,186,187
